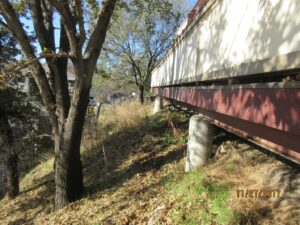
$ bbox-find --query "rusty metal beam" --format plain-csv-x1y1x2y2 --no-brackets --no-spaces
151,85,300,163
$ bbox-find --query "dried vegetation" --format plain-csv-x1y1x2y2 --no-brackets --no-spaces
0,101,299,225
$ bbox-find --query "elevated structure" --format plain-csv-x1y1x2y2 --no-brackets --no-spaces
151,0,300,163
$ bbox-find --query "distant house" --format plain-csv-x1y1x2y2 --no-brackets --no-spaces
16,75,32,93
19,64,98,108
65,65,76,93
20,64,76,95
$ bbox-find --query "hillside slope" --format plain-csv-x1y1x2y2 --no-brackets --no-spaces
0,101,299,225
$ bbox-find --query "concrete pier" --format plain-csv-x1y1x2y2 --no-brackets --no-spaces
153,96,163,113
185,115,215,172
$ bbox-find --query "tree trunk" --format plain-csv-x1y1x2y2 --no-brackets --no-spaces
0,0,117,210
54,69,91,209
6,151,19,199
54,116,85,209
139,86,144,104
0,117,19,199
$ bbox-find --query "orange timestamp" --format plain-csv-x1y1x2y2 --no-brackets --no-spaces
236,189,281,198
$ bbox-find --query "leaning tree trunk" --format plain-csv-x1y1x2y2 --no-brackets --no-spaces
139,86,145,104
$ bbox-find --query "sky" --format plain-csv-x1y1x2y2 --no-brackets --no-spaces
185,0,199,9
18,0,199,60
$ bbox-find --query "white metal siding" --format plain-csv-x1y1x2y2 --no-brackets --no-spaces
151,0,300,87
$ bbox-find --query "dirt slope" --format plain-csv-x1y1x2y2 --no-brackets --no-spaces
0,102,299,225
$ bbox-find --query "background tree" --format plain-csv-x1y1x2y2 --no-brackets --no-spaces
92,57,138,101
0,0,117,209
0,87,38,199
0,27,19,87
104,0,183,104
0,27,20,199
0,28,19,68
0,84,49,200
0,100,17,199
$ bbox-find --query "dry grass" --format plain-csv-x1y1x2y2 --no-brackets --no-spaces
0,101,299,225
206,140,300,225
0,158,54,225
99,101,152,133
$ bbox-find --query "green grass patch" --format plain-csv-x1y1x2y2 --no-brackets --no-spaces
164,170,241,225
162,133,174,147
178,135,188,145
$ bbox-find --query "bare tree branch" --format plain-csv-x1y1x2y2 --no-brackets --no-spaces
0,0,58,129
84,0,117,60
29,0,54,50
47,0,78,57
73,0,86,48
0,19,9,30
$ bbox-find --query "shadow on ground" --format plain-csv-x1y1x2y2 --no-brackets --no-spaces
1,107,299,225
207,130,300,225
82,111,189,196
0,172,54,225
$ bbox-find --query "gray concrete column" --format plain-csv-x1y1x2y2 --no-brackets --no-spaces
185,115,215,172
153,96,163,113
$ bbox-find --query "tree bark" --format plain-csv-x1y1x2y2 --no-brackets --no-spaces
54,117,86,209
54,100,87,209
0,117,19,199
54,64,92,209
54,132,83,209
6,151,19,199
139,86,144,104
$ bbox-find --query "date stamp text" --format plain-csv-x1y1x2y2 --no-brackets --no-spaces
236,189,281,198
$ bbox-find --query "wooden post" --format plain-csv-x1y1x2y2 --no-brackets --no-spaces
96,102,101,122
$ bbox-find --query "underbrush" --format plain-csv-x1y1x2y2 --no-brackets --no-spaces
0,100,298,225
99,101,152,134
